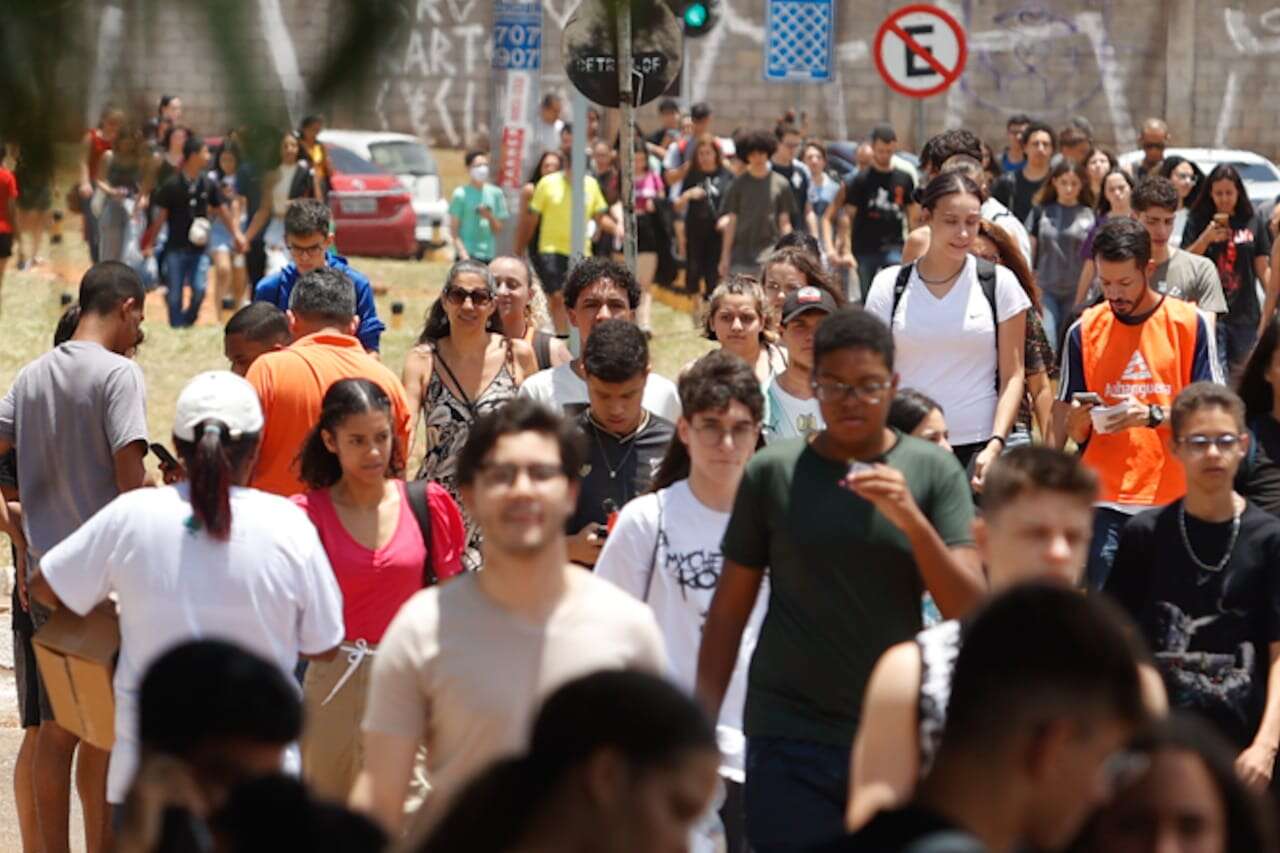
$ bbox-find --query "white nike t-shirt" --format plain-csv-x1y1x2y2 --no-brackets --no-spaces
866,257,1031,445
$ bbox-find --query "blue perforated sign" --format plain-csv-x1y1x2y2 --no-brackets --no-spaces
764,0,834,82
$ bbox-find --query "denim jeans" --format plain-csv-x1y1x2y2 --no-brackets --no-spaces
855,247,903,303
1041,292,1078,355
744,736,849,852
1086,506,1133,590
164,248,211,327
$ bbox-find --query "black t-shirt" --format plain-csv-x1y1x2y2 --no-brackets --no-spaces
772,160,811,232
992,169,1047,223
0,449,16,491
1182,211,1273,324
1238,416,1280,518
814,805,988,852
845,167,915,254
154,171,224,253
683,167,734,236
1106,500,1280,747
569,412,675,535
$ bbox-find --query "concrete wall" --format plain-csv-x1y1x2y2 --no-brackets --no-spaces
69,1,1280,160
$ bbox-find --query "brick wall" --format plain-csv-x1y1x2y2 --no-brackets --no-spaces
64,1,1280,161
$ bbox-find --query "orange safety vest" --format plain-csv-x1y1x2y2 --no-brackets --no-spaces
1079,296,1200,506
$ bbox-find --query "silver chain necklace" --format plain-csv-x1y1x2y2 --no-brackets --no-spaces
1178,500,1243,574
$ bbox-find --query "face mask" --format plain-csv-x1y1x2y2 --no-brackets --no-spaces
470,165,490,183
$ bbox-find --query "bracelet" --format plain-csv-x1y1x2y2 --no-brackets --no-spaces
989,435,1007,448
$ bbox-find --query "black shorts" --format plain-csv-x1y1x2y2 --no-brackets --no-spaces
536,253,571,295
0,233,11,259
28,598,56,724
15,183,51,212
12,581,41,729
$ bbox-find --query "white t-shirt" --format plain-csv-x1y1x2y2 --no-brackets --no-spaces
866,256,1031,445
40,485,345,804
981,196,1033,267
595,481,767,782
763,375,824,443
362,569,667,825
519,362,682,422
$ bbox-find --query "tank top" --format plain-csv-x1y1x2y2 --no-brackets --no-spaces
274,163,299,216
88,129,112,182
916,619,964,776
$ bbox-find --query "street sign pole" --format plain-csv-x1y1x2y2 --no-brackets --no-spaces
618,0,638,273
571,86,588,259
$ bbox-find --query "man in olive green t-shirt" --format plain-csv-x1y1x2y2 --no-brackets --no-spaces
697,309,984,853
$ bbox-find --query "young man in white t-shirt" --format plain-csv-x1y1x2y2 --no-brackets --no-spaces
763,286,834,442
352,398,667,835
519,257,681,421
596,350,768,853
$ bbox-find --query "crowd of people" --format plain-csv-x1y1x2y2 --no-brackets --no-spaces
5,92,1280,853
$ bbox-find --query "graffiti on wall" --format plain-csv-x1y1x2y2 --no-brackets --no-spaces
1219,7,1280,148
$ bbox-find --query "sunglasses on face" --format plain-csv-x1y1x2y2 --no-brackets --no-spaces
444,287,495,308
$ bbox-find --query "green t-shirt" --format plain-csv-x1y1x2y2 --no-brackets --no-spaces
448,183,509,261
721,431,975,746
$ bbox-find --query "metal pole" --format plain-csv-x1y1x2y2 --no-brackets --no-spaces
913,98,925,157
617,0,638,273
571,87,588,258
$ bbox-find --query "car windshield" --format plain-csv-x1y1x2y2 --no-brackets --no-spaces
1203,161,1280,184
368,141,438,176
327,146,387,176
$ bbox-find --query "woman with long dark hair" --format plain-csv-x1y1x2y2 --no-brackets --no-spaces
1160,155,1204,248
415,670,721,853
1071,715,1278,853
293,378,465,801
1025,158,1095,347
27,371,344,812
1084,147,1117,199
674,134,735,315
759,245,846,323
243,130,321,277
1184,164,1273,370
402,260,538,571
866,172,1029,484
888,389,951,451
1074,168,1136,306
595,351,764,852
1236,316,1280,462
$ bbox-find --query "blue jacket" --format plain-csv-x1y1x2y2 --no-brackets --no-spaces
253,255,386,351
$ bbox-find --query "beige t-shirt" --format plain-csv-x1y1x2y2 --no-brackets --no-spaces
362,567,667,822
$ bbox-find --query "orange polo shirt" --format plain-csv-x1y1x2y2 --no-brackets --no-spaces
246,331,412,497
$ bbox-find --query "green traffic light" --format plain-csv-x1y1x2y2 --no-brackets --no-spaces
684,3,708,28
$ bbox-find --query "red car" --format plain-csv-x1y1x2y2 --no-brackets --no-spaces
325,145,417,259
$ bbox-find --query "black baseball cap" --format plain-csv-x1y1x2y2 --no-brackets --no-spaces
870,123,897,143
781,286,838,324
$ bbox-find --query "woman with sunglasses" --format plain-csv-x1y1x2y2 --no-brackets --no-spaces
403,260,539,571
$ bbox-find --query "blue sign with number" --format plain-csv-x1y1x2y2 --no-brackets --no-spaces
494,2,542,71
764,0,834,82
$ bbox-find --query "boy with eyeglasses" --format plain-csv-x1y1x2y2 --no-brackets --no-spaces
697,308,984,853
252,199,385,352
1106,382,1280,790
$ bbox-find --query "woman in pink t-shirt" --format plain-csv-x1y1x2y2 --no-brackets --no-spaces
293,377,465,800
630,142,667,336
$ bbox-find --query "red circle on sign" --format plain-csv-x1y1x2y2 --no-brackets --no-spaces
873,4,968,99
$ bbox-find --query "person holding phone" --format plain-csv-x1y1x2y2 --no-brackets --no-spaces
292,378,466,801
567,320,675,568
1053,218,1217,589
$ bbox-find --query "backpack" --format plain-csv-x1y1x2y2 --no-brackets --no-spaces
405,481,438,587
891,258,1001,393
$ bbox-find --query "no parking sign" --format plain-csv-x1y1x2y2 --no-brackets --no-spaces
873,5,967,99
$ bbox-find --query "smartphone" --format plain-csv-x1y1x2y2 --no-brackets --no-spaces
149,442,180,470
1072,392,1103,406
847,461,874,477
594,524,610,540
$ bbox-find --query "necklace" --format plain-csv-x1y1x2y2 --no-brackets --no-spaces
591,418,641,480
1178,500,1243,573
916,260,966,285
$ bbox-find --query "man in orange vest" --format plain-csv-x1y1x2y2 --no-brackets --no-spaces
1053,217,1218,588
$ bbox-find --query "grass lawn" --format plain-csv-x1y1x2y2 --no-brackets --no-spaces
0,201,713,571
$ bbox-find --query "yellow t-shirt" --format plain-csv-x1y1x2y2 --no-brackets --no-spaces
528,171,608,256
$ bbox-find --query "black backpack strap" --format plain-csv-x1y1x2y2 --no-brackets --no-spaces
641,493,664,602
975,258,1002,395
532,330,553,371
407,481,438,587
890,263,914,321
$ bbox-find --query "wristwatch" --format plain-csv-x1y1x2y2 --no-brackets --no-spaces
1147,403,1165,429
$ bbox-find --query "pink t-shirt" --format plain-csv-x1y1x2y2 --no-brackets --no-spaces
293,480,465,643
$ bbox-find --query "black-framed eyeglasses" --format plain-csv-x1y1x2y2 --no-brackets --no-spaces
477,462,565,487
691,422,760,448
1177,434,1244,453
811,379,891,405
287,242,326,258
444,287,495,307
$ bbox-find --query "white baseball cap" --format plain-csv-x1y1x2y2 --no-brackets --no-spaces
173,371,264,442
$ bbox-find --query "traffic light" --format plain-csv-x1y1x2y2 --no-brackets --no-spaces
681,0,719,37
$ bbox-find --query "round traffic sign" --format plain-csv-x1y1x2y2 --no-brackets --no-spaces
873,4,967,99
563,0,682,109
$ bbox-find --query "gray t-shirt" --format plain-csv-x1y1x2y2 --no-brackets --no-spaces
1026,203,1095,298
723,171,799,270
0,341,147,560
1153,248,1228,315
